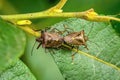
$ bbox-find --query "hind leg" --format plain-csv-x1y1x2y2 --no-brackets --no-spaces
71,46,79,63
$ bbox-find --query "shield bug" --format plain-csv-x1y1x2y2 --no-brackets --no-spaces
63,30,88,61
35,25,72,49
36,30,63,49
31,29,64,55
62,23,94,61
63,30,88,49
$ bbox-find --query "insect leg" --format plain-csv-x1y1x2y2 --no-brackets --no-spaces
71,46,79,63
37,42,42,49
47,48,55,54
84,44,89,50
63,24,74,34
50,27,64,35
31,41,37,56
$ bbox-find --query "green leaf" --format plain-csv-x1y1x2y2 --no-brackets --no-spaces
0,60,36,80
47,18,120,80
0,19,26,71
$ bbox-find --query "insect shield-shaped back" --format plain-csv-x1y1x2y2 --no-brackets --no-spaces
36,31,63,49
63,30,88,49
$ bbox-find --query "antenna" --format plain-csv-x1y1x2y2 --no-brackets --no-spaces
87,22,94,37
87,22,100,50
31,41,37,56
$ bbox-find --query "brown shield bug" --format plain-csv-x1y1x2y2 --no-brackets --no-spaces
31,29,63,55
36,30,63,49
62,23,94,61
63,30,88,61
63,30,88,49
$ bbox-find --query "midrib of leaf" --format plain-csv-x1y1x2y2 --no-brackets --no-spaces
62,36,120,70
92,25,120,68
75,47,120,71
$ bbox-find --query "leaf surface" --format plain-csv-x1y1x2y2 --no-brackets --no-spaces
49,18,120,80
0,19,26,71
0,60,36,80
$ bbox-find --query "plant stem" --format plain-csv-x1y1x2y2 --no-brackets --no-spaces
1,9,120,22
47,0,67,12
18,26,41,37
0,0,120,22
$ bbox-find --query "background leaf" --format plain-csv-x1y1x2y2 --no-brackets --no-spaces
1,0,119,28
22,35,65,80
0,19,26,72
110,14,120,33
0,60,36,80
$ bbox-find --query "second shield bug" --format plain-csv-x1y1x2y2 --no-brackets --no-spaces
63,30,88,49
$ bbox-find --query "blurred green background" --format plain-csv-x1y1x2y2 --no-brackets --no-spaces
0,0,120,28
0,0,120,80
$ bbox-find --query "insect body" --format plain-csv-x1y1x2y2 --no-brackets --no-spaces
36,31,63,49
35,28,88,61
36,29,88,50
64,30,88,49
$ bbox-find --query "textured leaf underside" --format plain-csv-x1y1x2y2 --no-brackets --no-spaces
49,18,120,80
